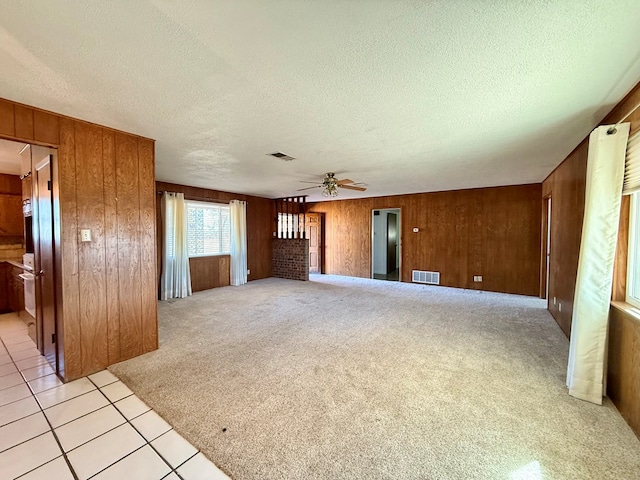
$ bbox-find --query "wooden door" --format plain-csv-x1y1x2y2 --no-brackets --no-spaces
387,213,397,274
305,213,322,274
32,146,57,370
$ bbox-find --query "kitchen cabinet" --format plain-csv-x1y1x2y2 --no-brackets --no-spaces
22,176,32,216
0,263,7,313
7,265,25,313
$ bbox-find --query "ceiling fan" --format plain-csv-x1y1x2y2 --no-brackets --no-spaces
297,172,367,197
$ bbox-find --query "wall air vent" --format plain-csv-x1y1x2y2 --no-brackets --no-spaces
268,152,295,161
412,270,440,285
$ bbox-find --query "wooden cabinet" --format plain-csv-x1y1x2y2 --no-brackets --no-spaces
0,262,25,314
22,176,32,216
7,265,25,313
0,263,8,313
0,174,23,244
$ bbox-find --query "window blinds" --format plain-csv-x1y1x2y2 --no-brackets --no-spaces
623,129,640,195
186,201,231,256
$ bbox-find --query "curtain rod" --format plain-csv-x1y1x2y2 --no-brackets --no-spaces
156,191,247,204
607,99,640,135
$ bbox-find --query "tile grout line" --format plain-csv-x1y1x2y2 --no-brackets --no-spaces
21,355,81,480
2,327,205,480
86,375,189,480
0,330,79,480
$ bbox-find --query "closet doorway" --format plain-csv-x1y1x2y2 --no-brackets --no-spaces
371,208,401,281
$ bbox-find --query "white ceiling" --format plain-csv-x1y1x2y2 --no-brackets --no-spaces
0,139,27,176
1,1,640,201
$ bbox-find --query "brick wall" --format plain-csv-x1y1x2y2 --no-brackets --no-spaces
272,238,309,281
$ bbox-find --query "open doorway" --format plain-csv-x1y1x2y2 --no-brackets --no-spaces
371,208,401,281
541,196,551,300
0,138,59,371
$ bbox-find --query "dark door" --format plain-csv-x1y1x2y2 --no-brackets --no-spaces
387,213,397,274
33,146,57,370
305,213,322,274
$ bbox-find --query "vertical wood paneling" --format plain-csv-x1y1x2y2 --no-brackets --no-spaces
246,195,274,280
0,174,23,241
33,110,59,145
606,83,640,438
155,181,273,292
57,117,81,380
138,139,157,353
612,196,630,302
102,130,120,364
115,133,143,360
189,256,231,291
219,256,230,286
541,141,588,336
309,184,542,296
0,100,15,136
14,105,34,140
607,307,640,435
0,97,158,381
543,80,640,437
75,122,108,372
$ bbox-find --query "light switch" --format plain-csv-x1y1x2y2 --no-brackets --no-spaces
80,229,92,242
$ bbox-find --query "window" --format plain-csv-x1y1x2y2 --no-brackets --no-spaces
627,193,640,307
186,201,230,257
626,131,640,307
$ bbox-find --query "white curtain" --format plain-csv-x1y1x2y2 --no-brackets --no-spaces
567,123,630,404
160,192,192,300
230,200,247,286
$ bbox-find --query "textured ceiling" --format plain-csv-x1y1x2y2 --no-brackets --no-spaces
1,1,640,201
0,139,26,175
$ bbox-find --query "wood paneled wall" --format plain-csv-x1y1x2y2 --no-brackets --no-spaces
155,181,272,293
0,174,23,244
0,97,157,381
189,256,231,292
542,80,640,437
541,141,588,336
608,305,640,437
309,183,542,296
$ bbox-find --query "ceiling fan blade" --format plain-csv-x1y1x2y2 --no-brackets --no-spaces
339,184,367,191
296,185,321,191
336,178,355,185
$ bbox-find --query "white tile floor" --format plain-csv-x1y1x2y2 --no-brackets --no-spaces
0,313,230,480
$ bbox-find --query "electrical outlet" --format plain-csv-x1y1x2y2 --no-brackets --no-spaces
247,269,251,275
553,297,556,305
80,229,92,242
559,303,562,312
473,275,482,282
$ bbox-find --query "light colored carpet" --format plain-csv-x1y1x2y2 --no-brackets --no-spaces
110,275,640,480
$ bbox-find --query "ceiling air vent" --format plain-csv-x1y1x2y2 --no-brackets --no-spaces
268,152,295,161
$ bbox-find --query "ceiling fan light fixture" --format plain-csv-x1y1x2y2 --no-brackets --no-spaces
322,183,339,197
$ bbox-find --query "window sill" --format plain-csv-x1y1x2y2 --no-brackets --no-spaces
188,254,231,259
610,300,640,324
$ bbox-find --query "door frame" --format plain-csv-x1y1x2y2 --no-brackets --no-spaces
371,207,402,280
305,212,324,274
32,147,60,372
540,195,551,299
0,134,63,377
